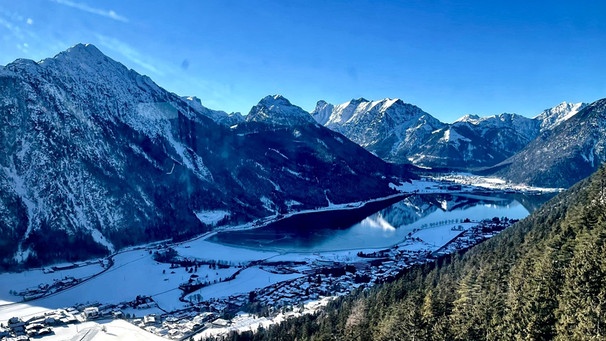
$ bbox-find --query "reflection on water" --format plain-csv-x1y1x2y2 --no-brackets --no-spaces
211,192,554,252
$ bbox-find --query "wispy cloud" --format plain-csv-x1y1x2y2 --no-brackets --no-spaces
51,0,128,23
95,35,163,76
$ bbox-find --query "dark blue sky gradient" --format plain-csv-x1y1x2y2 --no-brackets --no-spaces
1,0,604,121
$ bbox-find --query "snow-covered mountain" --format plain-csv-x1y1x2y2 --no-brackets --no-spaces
315,98,588,170
488,98,606,188
535,101,588,132
0,44,411,268
246,95,316,126
312,98,445,164
412,113,541,168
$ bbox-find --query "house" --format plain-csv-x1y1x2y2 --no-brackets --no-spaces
83,307,100,320
112,311,124,319
144,314,157,326
211,318,230,327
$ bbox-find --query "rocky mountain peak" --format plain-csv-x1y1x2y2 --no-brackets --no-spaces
311,100,335,125
246,94,315,126
60,43,105,59
454,114,481,123
535,101,588,132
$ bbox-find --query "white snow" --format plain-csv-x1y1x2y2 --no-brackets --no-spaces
427,173,564,193
0,172,549,340
185,267,302,301
285,199,303,208
0,261,104,306
0,250,213,319
194,298,334,340
246,95,315,126
260,196,275,212
282,167,303,178
165,132,213,182
37,318,166,341
440,128,471,146
268,148,289,160
195,210,230,226
91,229,116,253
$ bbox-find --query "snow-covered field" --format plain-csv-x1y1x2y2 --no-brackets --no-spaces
42,319,167,341
186,267,303,301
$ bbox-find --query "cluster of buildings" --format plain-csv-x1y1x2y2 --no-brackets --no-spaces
131,311,217,340
0,308,79,340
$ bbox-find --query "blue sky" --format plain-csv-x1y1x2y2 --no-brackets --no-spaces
0,0,605,122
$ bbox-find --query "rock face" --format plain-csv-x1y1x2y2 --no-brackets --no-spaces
488,98,606,188
0,44,411,268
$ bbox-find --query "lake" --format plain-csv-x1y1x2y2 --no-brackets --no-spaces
210,192,555,253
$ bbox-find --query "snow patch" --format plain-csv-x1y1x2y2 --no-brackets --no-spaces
268,148,289,160
285,200,303,208
195,210,230,226
440,128,471,148
283,167,303,178
260,196,275,212
165,132,213,182
90,229,115,253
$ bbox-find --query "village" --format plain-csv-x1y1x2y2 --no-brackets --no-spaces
0,215,517,340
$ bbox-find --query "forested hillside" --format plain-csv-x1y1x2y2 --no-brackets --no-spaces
216,165,606,340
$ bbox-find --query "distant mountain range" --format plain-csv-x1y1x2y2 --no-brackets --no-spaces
0,44,411,268
311,97,606,189
313,98,590,170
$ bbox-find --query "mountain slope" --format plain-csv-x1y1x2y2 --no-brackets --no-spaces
488,98,606,188
245,165,606,341
0,44,410,268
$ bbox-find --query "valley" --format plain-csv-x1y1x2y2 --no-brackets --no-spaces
0,43,601,341
0,178,555,340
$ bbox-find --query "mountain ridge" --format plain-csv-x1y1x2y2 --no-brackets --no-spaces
488,98,606,188
314,97,590,173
